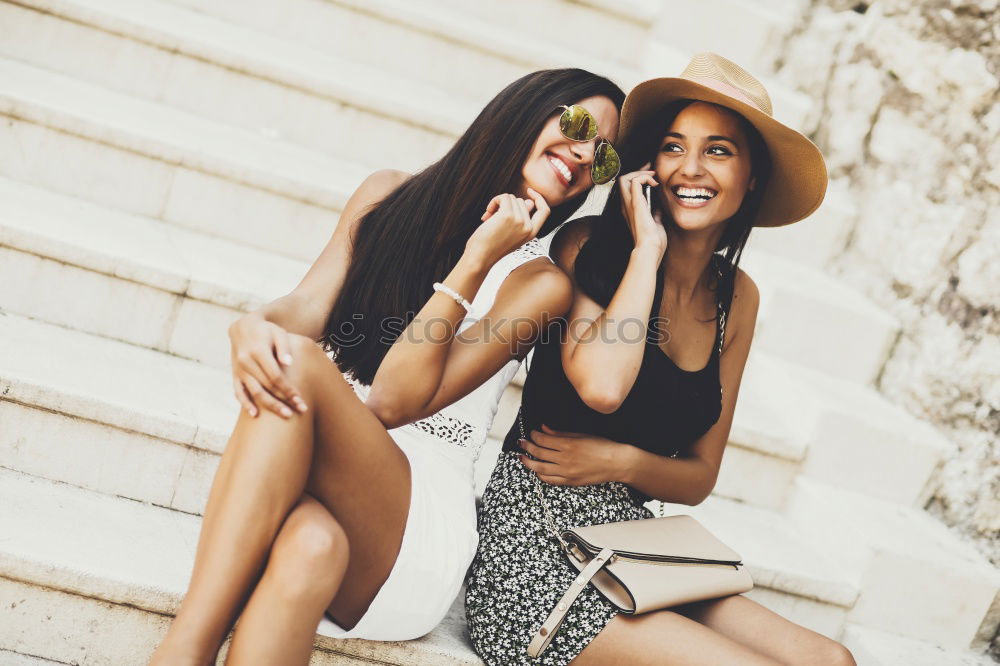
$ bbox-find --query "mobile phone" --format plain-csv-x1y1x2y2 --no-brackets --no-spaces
642,183,652,212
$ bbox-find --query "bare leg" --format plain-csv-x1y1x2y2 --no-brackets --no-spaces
225,495,349,664
150,398,314,665
571,610,784,666
675,595,857,666
150,335,411,665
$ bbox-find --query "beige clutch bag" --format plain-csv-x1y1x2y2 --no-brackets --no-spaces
518,410,753,658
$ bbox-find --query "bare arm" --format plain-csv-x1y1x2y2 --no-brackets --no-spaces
374,261,572,427
550,209,665,414
367,192,573,427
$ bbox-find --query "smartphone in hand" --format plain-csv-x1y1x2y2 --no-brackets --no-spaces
642,183,652,213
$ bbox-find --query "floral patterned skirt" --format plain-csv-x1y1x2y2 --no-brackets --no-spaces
465,451,652,665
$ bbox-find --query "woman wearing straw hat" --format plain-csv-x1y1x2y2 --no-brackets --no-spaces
465,53,856,665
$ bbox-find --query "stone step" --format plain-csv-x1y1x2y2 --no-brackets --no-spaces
729,351,948,509
764,355,950,505
0,650,65,666
785,478,1000,650
414,0,655,71
0,0,467,172
841,624,998,666
0,56,364,262
0,311,233,516
0,176,305,366
0,469,482,665
747,176,857,269
741,244,900,385
159,0,647,101
655,0,807,79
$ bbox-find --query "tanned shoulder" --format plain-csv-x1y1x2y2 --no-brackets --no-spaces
503,254,573,315
358,169,410,201
725,266,760,351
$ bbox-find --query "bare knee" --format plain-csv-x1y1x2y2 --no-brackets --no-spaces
283,334,362,408
268,507,349,602
826,641,856,666
281,334,329,387
798,637,856,666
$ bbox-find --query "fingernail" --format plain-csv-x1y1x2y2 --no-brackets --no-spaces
281,406,293,418
297,400,308,412
249,406,258,417
282,353,293,365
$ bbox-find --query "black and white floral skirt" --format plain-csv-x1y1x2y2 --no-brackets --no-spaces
465,451,652,665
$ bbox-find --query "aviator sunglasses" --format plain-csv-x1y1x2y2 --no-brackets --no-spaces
557,104,621,185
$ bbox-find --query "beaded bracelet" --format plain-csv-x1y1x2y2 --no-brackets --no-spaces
432,281,472,312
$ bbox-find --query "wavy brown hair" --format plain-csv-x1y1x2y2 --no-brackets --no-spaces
319,69,625,384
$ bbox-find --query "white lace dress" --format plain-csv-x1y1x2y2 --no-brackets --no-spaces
315,238,552,641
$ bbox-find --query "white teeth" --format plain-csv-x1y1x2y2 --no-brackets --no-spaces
675,186,716,199
548,155,573,184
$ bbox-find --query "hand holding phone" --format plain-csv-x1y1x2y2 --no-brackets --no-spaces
619,168,666,258
638,182,666,257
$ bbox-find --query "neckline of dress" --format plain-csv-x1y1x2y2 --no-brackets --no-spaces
650,316,721,374
648,254,725,375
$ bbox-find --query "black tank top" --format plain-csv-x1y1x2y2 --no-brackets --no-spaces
501,252,732,460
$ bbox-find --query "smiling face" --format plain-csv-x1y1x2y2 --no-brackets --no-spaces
519,95,620,206
654,101,755,232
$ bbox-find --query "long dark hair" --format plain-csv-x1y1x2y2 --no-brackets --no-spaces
319,69,625,384
574,99,772,324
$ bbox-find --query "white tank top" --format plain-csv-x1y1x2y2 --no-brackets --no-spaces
339,238,553,468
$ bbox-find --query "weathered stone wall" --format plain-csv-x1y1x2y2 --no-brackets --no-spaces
773,0,999,567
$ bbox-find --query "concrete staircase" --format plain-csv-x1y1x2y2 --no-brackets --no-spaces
0,0,996,664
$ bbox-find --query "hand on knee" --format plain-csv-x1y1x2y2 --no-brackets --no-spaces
280,333,328,394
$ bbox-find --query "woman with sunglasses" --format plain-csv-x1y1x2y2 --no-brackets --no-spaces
465,54,856,665
149,69,624,665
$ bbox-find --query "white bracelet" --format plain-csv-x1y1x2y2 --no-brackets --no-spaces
432,282,472,312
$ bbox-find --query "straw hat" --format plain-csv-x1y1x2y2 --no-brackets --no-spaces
618,52,828,228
